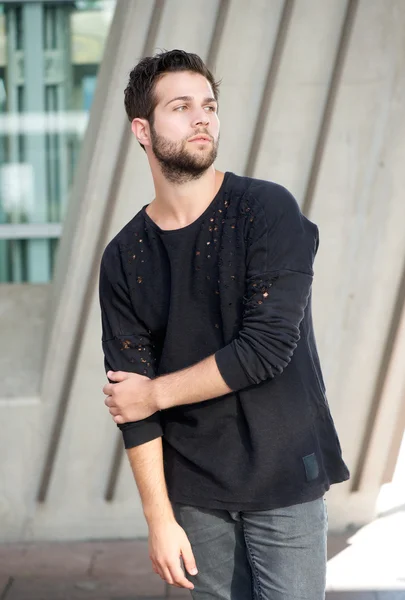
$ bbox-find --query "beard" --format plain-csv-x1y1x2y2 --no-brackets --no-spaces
150,123,219,184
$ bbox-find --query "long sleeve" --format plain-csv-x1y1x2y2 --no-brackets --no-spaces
215,183,319,391
99,241,163,448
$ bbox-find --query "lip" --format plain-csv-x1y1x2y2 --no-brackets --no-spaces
188,135,211,143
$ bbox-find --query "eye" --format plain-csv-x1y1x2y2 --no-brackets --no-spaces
205,105,217,112
174,105,187,112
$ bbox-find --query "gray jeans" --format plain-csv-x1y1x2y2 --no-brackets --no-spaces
172,497,328,600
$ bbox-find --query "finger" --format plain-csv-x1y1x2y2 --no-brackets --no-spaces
168,563,194,590
161,567,174,586
150,560,160,575
103,383,115,396
151,557,164,579
181,544,198,576
107,370,128,382
104,396,115,408
108,407,120,417
113,415,124,424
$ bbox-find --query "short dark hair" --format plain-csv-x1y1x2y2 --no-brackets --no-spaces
124,49,220,150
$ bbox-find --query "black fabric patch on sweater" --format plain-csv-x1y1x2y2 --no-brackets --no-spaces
303,453,319,481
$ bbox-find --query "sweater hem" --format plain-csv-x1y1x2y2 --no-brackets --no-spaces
169,482,330,512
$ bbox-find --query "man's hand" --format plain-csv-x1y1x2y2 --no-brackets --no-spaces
104,354,232,424
149,519,198,590
103,371,157,424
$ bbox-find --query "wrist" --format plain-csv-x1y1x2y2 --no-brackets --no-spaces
144,503,176,528
151,376,171,411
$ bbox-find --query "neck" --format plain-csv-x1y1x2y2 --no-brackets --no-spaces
147,166,225,230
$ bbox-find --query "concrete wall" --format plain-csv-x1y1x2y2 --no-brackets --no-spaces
0,285,48,398
1,0,405,542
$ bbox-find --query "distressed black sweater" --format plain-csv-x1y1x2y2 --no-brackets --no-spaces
99,172,349,510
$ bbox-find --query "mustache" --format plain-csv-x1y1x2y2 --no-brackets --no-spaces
187,129,214,141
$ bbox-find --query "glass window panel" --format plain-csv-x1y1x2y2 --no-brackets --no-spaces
0,0,116,283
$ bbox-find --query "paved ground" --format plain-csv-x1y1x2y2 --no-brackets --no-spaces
0,532,404,599
326,508,405,599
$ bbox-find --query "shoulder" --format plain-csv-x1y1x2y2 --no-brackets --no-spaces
100,210,145,285
101,210,145,267
235,174,316,231
229,173,301,220
228,174,318,255
227,173,303,226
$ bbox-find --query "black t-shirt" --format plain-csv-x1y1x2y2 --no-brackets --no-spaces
99,172,349,511
142,194,225,377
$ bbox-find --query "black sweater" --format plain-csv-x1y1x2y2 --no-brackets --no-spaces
99,172,349,511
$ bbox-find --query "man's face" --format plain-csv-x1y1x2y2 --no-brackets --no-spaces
148,71,220,183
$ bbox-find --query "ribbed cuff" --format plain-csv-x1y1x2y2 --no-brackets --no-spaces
214,343,252,392
118,413,163,449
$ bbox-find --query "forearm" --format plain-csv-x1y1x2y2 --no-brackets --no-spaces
154,354,233,411
104,355,233,424
126,437,175,526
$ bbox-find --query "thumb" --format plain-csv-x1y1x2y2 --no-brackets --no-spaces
107,370,128,382
181,542,198,576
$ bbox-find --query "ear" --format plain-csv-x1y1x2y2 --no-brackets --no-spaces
131,118,150,148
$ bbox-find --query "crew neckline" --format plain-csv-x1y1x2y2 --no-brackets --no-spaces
142,171,231,235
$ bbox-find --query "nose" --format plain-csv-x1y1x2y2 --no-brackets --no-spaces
192,108,210,128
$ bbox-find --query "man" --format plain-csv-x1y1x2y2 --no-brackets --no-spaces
99,49,349,600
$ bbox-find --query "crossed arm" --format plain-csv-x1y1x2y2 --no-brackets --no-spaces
103,187,318,425
103,353,232,424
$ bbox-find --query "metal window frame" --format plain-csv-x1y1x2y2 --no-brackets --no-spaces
0,223,62,239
